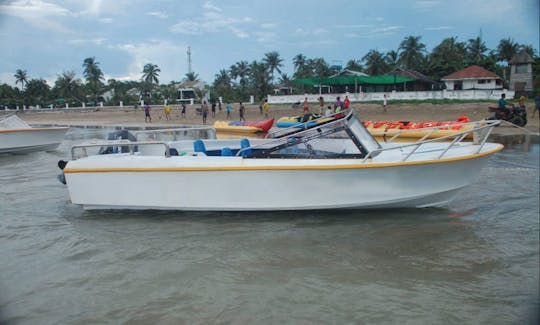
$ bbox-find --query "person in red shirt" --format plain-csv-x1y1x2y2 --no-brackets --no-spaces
303,97,309,112
343,96,350,110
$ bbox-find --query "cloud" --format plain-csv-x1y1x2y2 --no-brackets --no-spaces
169,7,252,39
114,40,188,83
413,0,441,10
0,0,74,33
425,26,454,31
68,38,107,46
202,1,222,12
147,11,168,19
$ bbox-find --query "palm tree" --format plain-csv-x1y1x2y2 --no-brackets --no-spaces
24,78,50,106
248,60,271,101
53,71,83,104
229,61,250,97
398,35,427,71
184,71,199,82
345,59,363,72
311,58,331,79
466,37,488,64
520,44,536,58
213,69,233,100
82,57,104,102
14,69,28,91
427,37,467,79
496,38,520,63
362,50,389,75
496,38,520,82
293,54,307,71
141,63,160,100
141,63,160,84
262,51,283,84
385,50,400,69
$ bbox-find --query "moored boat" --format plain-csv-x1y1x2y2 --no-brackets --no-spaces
214,118,274,133
57,111,502,211
0,114,69,154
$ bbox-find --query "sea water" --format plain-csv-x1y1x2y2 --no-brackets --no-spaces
0,130,538,324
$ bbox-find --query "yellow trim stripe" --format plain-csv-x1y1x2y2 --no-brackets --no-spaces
64,145,504,174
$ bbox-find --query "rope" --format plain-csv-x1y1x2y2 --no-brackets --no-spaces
499,120,539,135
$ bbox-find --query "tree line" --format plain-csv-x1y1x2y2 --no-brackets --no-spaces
2,35,538,109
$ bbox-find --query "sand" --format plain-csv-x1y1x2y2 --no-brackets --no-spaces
12,102,540,135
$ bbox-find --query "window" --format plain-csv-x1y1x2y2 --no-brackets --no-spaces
515,64,528,74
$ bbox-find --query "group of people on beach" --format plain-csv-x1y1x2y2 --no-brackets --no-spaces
138,100,268,124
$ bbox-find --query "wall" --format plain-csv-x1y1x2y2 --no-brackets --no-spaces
267,89,515,104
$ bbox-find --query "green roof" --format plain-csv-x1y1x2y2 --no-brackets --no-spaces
293,75,415,86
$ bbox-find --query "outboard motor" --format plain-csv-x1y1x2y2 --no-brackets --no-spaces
99,129,137,154
57,160,67,184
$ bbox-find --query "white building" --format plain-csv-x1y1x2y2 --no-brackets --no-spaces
441,65,502,90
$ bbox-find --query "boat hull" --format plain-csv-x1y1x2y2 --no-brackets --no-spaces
63,152,495,211
0,127,69,154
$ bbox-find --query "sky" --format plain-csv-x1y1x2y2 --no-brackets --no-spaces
0,0,538,87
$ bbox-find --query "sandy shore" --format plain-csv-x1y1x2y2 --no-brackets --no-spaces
11,102,540,135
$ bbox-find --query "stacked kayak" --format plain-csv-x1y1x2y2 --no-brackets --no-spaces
214,118,274,133
364,116,474,139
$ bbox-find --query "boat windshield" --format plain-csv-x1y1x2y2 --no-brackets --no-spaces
248,111,382,159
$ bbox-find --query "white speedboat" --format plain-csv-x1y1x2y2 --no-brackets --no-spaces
58,111,503,211
0,114,69,154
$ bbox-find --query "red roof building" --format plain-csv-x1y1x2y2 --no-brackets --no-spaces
441,65,502,90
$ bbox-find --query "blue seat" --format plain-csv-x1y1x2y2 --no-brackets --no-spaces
193,139,207,154
221,147,233,156
240,138,252,157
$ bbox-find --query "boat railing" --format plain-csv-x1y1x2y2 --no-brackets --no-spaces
71,140,171,160
362,119,500,162
133,126,216,141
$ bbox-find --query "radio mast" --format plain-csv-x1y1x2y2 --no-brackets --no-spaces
187,46,192,74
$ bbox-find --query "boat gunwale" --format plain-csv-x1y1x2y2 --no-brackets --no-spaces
63,143,503,173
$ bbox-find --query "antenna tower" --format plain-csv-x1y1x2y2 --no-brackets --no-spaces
187,46,192,74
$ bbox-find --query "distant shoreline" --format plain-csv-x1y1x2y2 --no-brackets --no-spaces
11,102,540,135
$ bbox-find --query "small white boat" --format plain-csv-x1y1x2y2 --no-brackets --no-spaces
58,111,503,211
0,114,69,154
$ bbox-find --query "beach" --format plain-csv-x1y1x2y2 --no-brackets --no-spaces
13,102,540,134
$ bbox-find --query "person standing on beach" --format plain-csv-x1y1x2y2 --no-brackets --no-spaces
211,101,216,117
303,97,309,113
164,103,172,120
318,96,325,114
239,102,246,122
383,94,388,113
181,103,186,118
263,99,269,118
144,103,151,123
226,102,232,119
202,101,209,125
